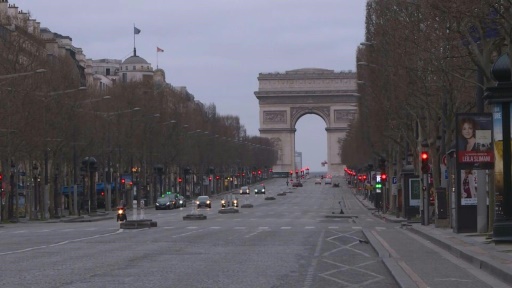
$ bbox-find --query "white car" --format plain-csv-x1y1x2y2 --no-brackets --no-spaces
240,186,250,195
315,178,322,184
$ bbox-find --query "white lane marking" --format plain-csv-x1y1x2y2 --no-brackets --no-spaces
0,230,124,256
186,226,198,229
281,227,291,229
12,230,28,234
210,227,221,229
305,226,315,229
172,228,209,238
234,227,246,229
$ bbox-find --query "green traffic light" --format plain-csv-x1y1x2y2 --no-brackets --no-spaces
375,183,382,188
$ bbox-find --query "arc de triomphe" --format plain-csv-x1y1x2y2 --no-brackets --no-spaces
254,68,357,175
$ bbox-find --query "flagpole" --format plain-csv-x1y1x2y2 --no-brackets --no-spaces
157,50,159,69
133,24,136,56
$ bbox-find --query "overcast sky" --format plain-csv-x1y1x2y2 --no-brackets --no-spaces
14,0,366,172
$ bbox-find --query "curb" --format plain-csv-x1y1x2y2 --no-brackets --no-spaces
362,229,417,288
408,226,512,285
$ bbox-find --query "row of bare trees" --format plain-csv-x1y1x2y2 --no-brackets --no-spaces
341,1,509,210
0,22,276,221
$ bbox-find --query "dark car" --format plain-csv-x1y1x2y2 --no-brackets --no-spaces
254,185,266,194
155,195,174,210
196,196,211,208
292,181,303,187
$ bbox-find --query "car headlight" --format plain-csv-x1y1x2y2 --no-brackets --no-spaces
179,200,183,204
207,201,211,204
262,189,265,192
195,201,199,204
221,200,225,204
118,209,124,214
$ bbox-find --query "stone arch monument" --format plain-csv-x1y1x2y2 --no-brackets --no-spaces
255,68,357,175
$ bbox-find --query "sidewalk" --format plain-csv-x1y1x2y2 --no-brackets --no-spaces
354,191,512,285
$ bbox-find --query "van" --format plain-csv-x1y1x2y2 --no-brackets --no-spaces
325,178,332,185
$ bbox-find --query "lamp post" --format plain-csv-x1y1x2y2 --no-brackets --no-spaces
81,157,98,214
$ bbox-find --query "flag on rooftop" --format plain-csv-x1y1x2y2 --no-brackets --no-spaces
157,47,164,52
134,26,141,35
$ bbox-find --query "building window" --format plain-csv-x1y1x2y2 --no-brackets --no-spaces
106,68,110,76
125,66,128,70
122,73,127,83
133,66,136,70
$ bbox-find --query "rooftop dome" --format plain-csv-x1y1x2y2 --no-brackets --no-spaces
122,55,149,65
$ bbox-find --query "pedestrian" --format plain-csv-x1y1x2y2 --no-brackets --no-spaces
286,180,289,186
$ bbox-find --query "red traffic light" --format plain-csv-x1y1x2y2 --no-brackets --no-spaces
178,177,182,183
216,176,220,180
421,152,429,161
0,173,3,181
381,174,387,181
120,178,125,184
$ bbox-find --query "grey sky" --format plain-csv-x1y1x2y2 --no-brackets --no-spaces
14,0,366,172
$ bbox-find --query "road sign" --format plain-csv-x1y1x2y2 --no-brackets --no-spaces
392,176,397,185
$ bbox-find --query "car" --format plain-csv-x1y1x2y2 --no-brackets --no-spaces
292,181,303,187
314,178,322,184
325,178,332,185
155,195,174,210
240,186,250,195
196,196,212,208
254,185,266,194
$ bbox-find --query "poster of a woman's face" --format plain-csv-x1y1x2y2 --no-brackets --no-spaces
456,114,494,167
460,169,477,205
459,118,477,151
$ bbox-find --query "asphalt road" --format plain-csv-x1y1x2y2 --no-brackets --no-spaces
1,176,505,288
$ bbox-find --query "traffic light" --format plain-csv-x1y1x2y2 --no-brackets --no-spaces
381,173,387,181
421,151,430,173
0,173,3,188
208,176,212,181
120,178,125,188
289,170,293,176
178,177,182,183
215,175,220,180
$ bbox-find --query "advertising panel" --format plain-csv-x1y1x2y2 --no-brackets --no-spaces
456,113,494,168
409,178,421,206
